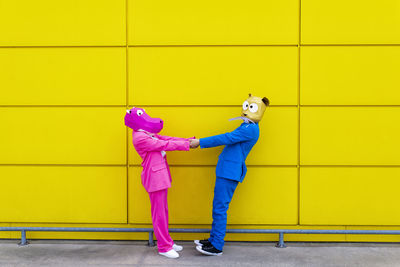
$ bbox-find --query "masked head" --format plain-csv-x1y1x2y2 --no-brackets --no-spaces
124,107,164,134
241,94,269,123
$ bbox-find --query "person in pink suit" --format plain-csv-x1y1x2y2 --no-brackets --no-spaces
124,107,196,259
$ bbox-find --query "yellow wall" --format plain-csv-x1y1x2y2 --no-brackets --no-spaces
1,0,400,242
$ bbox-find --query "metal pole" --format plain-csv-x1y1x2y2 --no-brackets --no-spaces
148,231,155,247
3,227,400,247
276,232,286,248
19,230,28,246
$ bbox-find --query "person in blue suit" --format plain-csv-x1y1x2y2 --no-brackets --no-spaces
189,94,270,256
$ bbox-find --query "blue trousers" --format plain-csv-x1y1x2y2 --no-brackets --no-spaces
209,177,239,251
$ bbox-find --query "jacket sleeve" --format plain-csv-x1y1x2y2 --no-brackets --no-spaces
134,134,190,152
155,134,195,141
200,125,256,149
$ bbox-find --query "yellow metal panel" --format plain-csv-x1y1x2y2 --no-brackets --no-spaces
129,166,298,225
300,167,400,225
129,0,299,45
129,47,298,105
300,107,400,165
301,47,400,105
301,0,400,44
0,0,125,46
0,107,126,164
129,107,297,165
0,166,127,223
0,48,126,105
230,167,298,224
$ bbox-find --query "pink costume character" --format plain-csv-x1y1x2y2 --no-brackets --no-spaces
124,107,191,259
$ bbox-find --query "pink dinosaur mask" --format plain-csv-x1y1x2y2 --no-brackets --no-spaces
124,107,164,134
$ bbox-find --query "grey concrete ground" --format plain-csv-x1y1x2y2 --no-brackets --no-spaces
0,240,400,267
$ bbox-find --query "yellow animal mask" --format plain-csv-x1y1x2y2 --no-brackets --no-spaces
241,94,269,123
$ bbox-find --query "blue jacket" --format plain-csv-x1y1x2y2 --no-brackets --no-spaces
200,122,260,182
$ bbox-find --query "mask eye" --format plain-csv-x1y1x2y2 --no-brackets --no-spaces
126,110,131,114
249,103,259,113
242,101,249,110
137,110,143,116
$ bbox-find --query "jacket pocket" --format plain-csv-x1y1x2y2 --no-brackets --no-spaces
144,163,170,192
152,164,166,172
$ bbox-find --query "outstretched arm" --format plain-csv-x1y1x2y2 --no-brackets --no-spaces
134,134,190,152
155,134,195,142
199,125,255,149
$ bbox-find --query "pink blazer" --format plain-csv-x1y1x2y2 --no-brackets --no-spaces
132,131,190,193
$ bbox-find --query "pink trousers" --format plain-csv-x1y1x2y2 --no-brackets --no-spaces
148,189,174,253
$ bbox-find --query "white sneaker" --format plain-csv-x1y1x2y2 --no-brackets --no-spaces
159,249,180,259
173,243,183,252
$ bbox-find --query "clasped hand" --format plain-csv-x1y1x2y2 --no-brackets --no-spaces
189,139,200,149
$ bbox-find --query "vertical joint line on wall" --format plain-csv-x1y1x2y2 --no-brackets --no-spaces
125,0,130,224
297,0,302,225
298,0,302,45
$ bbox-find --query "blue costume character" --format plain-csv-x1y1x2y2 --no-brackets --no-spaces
195,94,270,256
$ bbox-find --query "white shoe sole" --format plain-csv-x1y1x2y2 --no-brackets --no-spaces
196,245,223,256
159,250,180,259
194,240,202,246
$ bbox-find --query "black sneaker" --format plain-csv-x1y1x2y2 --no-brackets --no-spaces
194,239,211,247
196,244,223,256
